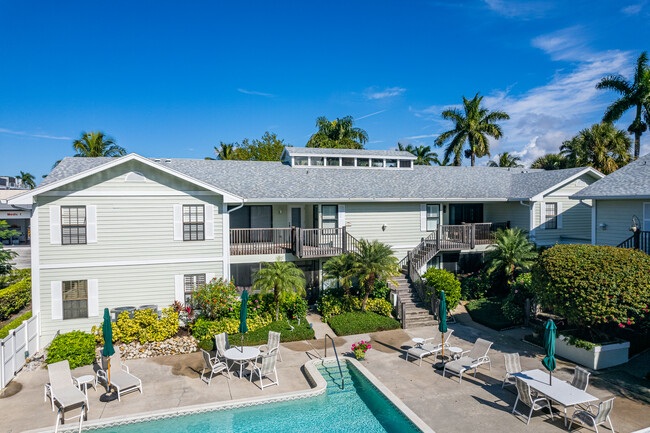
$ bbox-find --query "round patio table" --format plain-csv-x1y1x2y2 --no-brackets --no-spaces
224,347,260,379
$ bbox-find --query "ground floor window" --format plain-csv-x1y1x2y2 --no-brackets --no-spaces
544,202,558,229
62,280,88,320
230,263,262,289
184,274,206,304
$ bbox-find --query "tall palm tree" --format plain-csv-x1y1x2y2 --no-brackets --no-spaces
16,171,36,189
487,152,523,168
351,240,399,312
597,51,650,160
435,93,510,166
307,115,368,149
252,259,306,320
210,143,238,160
323,253,356,298
530,153,569,170
485,228,537,282
560,123,632,174
72,131,126,157
411,145,439,166
397,142,415,153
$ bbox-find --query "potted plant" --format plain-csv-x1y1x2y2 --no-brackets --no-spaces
351,340,371,360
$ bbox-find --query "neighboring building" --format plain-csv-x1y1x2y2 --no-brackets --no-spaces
0,179,31,245
5,150,603,346
572,152,650,253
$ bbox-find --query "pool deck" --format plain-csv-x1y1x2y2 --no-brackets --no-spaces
1,312,649,433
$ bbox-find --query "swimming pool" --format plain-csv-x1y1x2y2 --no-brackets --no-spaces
89,360,426,433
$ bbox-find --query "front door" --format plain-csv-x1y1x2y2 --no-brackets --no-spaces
449,204,483,225
291,207,302,228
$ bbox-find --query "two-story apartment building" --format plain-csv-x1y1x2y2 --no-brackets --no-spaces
5,149,603,347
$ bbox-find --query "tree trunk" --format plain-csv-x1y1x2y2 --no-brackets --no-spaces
274,286,279,321
471,152,476,167
361,274,376,312
634,131,641,160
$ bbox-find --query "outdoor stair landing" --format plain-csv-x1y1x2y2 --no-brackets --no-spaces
394,270,437,328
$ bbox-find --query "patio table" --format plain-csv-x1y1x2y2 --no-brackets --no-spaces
224,346,260,379
513,369,598,426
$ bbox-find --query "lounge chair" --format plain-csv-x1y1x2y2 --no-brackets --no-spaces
200,349,231,385
97,349,143,401
258,330,283,362
405,329,454,367
442,338,493,383
502,353,522,388
249,352,279,390
512,377,554,425
569,398,615,433
47,360,88,431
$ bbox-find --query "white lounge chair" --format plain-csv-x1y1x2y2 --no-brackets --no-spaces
47,360,88,431
200,349,231,385
258,330,283,362
405,329,454,367
442,338,493,383
512,377,554,425
502,353,522,388
249,352,279,390
569,398,615,433
97,350,143,401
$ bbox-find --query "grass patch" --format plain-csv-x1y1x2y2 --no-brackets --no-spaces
229,319,315,346
328,311,401,336
0,311,32,339
465,297,517,330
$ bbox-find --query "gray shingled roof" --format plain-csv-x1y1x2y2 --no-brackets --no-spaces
283,147,415,158
38,155,596,202
572,153,650,199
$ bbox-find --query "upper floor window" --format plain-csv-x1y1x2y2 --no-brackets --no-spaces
63,280,88,319
322,205,338,229
426,204,441,231
184,274,206,304
61,206,87,245
183,205,205,241
544,203,557,230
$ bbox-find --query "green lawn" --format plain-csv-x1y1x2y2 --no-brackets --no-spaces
465,297,517,330
328,311,401,336
228,319,315,346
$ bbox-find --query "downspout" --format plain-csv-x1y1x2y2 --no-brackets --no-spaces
224,200,245,282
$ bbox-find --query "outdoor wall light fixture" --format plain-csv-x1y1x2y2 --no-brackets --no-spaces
382,224,388,231
599,223,607,230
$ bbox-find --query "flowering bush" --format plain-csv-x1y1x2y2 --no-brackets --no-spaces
351,340,371,360
191,278,239,320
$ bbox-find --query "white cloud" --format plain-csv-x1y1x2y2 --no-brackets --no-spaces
364,87,406,100
357,110,387,120
483,0,554,18
531,26,591,61
621,2,645,15
237,88,275,97
0,127,71,140
403,134,439,140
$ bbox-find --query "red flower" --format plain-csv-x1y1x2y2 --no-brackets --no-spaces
618,323,625,328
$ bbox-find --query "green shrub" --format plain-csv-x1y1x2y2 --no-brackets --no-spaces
460,274,490,300
47,331,96,369
191,278,240,320
0,268,30,289
230,319,315,346
501,273,533,324
92,307,179,344
366,298,393,317
328,311,400,336
0,277,31,321
0,311,32,339
465,297,517,330
316,290,393,321
532,244,650,329
198,338,214,351
370,279,391,300
422,268,461,310
191,313,273,341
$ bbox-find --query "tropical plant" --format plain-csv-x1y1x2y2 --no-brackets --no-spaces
560,123,632,174
397,142,414,153
206,143,239,160
487,152,523,168
16,171,36,189
530,153,569,170
323,253,356,298
484,228,537,282
351,240,399,312
435,93,510,166
307,115,368,149
72,131,126,157
253,259,306,320
597,51,650,160
421,268,461,310
412,145,440,166
191,278,240,320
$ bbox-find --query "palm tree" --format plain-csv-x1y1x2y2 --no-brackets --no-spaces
323,253,356,298
530,153,569,170
485,228,537,282
307,115,368,149
597,51,650,160
411,145,439,166
208,143,238,160
351,240,399,312
487,152,523,168
435,93,510,166
16,171,36,189
397,142,414,153
72,131,126,157
560,123,632,174
252,259,306,320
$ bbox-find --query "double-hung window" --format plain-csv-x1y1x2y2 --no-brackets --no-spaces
61,206,87,245
184,274,206,304
426,204,441,231
544,203,558,230
183,205,205,241
62,280,88,319
321,205,338,229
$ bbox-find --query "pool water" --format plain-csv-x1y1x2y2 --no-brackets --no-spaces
93,361,422,433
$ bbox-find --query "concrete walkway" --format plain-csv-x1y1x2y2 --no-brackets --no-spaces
305,309,335,339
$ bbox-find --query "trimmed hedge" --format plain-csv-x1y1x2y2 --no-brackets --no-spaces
422,268,461,310
0,311,32,339
47,331,96,369
466,297,518,330
532,244,650,328
191,314,273,341
328,311,401,336
229,319,315,346
0,276,31,321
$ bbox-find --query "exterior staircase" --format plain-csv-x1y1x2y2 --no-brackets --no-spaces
394,268,436,328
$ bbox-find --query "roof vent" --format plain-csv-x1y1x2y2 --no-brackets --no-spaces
154,159,161,162
165,159,172,163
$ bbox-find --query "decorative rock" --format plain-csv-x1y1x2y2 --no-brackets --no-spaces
96,336,199,361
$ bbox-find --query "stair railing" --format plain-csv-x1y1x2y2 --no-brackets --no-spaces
324,334,344,390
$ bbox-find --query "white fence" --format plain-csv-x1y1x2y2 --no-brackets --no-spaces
1,313,38,389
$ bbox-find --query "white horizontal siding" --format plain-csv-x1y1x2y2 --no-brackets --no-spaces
483,202,530,231
345,202,424,250
595,199,645,246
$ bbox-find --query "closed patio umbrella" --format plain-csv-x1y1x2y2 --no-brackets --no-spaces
439,291,447,361
100,308,117,402
542,319,557,385
239,289,249,352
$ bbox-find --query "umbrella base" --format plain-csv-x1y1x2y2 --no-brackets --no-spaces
100,391,118,402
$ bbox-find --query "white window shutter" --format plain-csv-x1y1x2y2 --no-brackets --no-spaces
174,275,184,303
51,281,63,320
206,273,216,283
338,205,345,228
539,202,545,230
88,279,99,317
205,204,215,240
173,204,183,241
643,203,650,231
557,202,563,229
420,204,427,231
86,205,98,243
50,206,61,245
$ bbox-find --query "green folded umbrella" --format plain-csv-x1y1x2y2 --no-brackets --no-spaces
239,290,249,351
439,291,447,359
101,308,116,399
542,319,557,385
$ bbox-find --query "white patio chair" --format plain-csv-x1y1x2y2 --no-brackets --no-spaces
97,350,143,401
569,398,615,433
214,332,231,360
512,377,554,425
502,353,522,388
258,330,283,362
47,360,88,431
249,352,279,390
405,329,454,367
442,338,492,384
571,366,591,391
200,349,231,385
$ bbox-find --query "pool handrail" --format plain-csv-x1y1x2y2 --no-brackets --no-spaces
323,333,344,390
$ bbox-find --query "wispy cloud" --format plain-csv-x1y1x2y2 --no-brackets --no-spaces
404,133,439,140
531,26,591,61
357,110,387,120
237,88,275,97
364,87,406,100
621,2,645,15
0,127,72,140
483,0,554,18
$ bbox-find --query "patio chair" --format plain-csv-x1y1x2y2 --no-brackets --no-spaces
97,349,143,401
512,377,554,425
442,338,493,384
258,330,283,362
502,353,522,388
249,352,279,390
47,360,88,430
214,332,231,360
405,329,454,367
200,349,231,385
571,366,591,391
568,398,615,433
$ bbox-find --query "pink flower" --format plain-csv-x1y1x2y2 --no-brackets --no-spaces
619,323,625,328
514,290,518,294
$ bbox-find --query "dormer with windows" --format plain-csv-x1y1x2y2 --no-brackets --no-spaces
281,147,416,170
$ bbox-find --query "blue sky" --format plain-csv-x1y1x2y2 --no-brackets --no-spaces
0,0,648,179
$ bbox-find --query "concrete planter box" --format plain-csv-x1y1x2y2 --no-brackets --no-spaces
556,334,630,370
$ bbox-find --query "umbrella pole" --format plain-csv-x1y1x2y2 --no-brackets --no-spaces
441,332,445,362
549,372,552,386
241,334,244,352
107,358,111,392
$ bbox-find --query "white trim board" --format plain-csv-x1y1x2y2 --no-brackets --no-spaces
530,168,604,201
40,256,225,270
40,190,222,197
